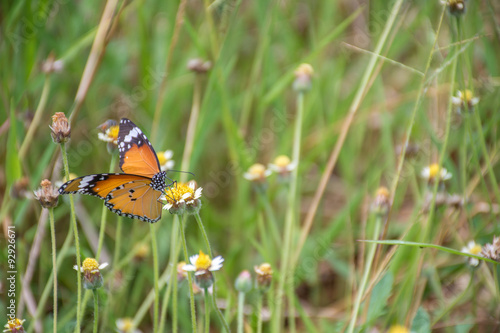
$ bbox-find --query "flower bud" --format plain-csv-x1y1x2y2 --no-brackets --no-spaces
34,179,59,208
293,63,314,92
74,258,109,290
50,112,71,144
187,58,212,74
235,270,252,293
254,263,273,292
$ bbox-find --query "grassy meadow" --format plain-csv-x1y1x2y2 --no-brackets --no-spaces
2,0,500,332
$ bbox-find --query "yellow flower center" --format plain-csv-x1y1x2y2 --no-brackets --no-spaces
387,325,409,333
7,318,24,329
470,244,482,255
108,125,119,140
257,263,273,275
195,250,212,270
274,155,291,168
295,63,314,77
428,163,440,178
462,89,473,102
164,183,194,204
118,318,134,331
82,258,100,273
157,152,167,166
248,163,267,176
375,186,390,199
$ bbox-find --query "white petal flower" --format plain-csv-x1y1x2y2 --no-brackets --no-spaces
209,256,224,271
461,240,482,267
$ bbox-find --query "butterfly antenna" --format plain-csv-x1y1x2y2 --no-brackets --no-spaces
166,169,196,178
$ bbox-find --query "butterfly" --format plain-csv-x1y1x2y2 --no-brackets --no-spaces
59,118,172,223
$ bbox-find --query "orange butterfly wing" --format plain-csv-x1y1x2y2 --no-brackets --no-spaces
105,181,163,222
118,118,161,178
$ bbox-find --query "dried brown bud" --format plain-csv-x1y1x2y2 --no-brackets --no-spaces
254,263,273,292
50,112,71,143
481,236,500,262
187,58,212,74
34,179,59,208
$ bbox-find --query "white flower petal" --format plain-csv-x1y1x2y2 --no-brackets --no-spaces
243,173,256,180
163,150,173,159
163,203,173,210
182,264,196,272
470,97,479,106
189,254,199,266
421,167,430,179
99,262,109,270
209,256,224,271
194,187,202,199
195,270,206,276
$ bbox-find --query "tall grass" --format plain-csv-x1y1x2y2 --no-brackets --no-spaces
1,0,500,332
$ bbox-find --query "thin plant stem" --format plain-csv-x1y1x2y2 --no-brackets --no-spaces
150,223,160,333
97,152,117,259
257,296,263,333
180,217,198,333
93,291,99,333
347,215,382,333
48,208,58,333
28,222,74,333
205,288,211,333
114,217,123,266
237,292,245,333
194,212,230,332
19,76,51,159
274,91,305,332
256,187,281,247
60,143,82,332
159,216,180,333
431,273,473,325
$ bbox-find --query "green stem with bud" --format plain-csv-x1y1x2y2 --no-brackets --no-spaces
194,212,230,332
60,143,82,332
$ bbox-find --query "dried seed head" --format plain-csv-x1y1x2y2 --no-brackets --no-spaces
481,236,500,262
34,179,59,208
50,112,71,143
254,263,273,292
42,53,64,74
187,58,212,74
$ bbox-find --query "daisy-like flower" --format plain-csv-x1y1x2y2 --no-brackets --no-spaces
293,63,314,92
160,181,202,215
421,163,452,184
34,179,59,208
440,0,466,16
451,89,479,113
244,163,272,183
74,258,109,290
387,324,410,333
268,155,296,178
183,250,224,289
97,119,120,151
157,150,175,171
461,241,483,267
254,263,273,292
50,112,71,144
3,318,25,333
481,236,500,262
371,186,391,216
116,318,142,333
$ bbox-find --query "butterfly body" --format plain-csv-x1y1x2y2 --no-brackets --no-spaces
59,119,170,223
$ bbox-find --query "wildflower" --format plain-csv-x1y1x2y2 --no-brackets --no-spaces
97,119,119,147
481,236,500,262
451,89,479,112
34,179,59,208
254,263,273,292
387,324,409,333
235,270,252,293
183,250,224,289
157,150,175,171
268,155,296,178
50,112,71,144
161,181,202,215
421,163,452,184
10,177,30,200
293,63,314,92
187,58,212,74
440,0,467,16
116,318,142,333
371,186,391,216
74,258,109,290
461,241,483,267
3,318,26,333
133,243,150,261
244,163,271,183
42,53,64,74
